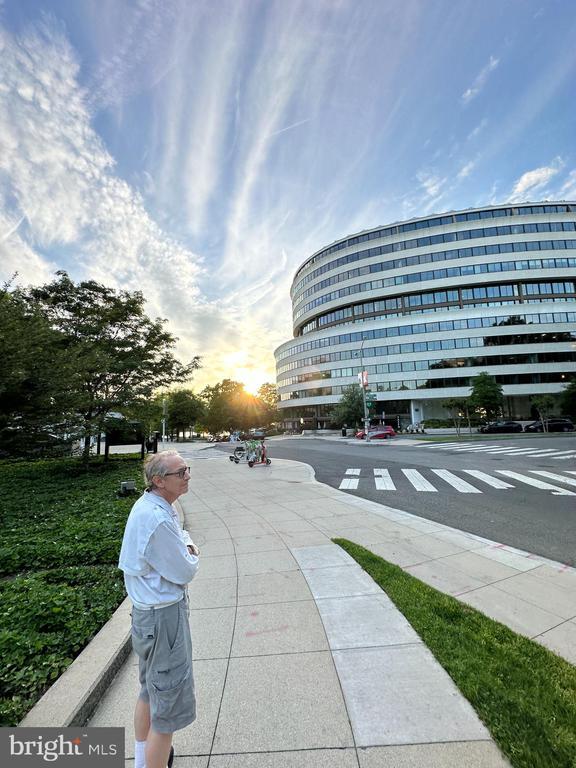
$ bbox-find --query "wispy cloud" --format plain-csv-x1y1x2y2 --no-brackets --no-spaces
457,161,475,180
467,118,488,141
416,170,447,198
507,158,564,202
461,55,499,104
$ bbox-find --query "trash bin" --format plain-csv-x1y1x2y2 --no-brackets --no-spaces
341,427,347,437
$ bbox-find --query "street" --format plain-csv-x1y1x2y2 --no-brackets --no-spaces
217,435,576,566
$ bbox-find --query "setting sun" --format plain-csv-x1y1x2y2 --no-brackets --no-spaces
237,368,269,396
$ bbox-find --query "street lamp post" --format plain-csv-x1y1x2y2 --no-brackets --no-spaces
357,340,371,444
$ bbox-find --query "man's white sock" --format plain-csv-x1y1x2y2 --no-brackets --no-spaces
134,739,147,768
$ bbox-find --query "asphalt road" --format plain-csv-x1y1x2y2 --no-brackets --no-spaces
217,435,576,566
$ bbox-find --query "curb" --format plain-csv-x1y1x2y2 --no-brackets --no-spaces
19,597,132,727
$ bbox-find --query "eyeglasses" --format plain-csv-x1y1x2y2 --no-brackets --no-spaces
163,466,190,479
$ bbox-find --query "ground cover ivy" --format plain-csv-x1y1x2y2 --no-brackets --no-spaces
0,454,141,725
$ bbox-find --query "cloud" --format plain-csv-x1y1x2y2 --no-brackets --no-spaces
558,169,576,199
507,158,564,202
467,118,488,140
461,55,499,104
416,170,447,198
457,160,476,179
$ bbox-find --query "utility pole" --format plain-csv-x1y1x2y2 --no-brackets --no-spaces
162,398,167,443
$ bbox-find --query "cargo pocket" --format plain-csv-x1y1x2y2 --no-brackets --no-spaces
152,663,196,724
131,620,156,660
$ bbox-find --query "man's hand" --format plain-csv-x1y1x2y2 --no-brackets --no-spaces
187,543,199,556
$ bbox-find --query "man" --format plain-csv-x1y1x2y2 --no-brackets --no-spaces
119,451,199,768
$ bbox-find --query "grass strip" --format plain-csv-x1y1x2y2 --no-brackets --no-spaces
334,538,576,768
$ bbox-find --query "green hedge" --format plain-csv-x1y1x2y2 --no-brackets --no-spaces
0,455,142,725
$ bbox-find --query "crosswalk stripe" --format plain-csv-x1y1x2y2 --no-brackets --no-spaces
374,469,396,490
339,478,359,489
530,471,576,488
496,471,576,496
431,469,482,493
497,448,565,455
422,442,461,447
402,468,437,492
462,470,514,489
440,445,493,451
451,446,503,452
567,471,576,475
552,454,576,460
345,468,361,475
546,451,576,457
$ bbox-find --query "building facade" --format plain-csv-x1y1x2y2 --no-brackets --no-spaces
275,202,576,429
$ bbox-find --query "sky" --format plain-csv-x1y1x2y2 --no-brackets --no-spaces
1,0,575,394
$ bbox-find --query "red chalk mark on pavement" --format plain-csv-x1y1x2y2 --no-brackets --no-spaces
245,624,290,638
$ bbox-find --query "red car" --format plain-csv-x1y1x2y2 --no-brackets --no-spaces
355,426,396,439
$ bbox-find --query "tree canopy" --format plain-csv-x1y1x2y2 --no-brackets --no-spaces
329,384,365,427
198,379,275,434
1,273,200,455
559,380,576,419
469,372,503,422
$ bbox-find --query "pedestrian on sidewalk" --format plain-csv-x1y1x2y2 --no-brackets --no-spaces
119,450,200,768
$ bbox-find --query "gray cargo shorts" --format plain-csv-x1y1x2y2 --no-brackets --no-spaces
131,597,196,733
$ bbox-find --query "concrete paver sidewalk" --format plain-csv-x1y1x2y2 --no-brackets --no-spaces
84,448,571,766
19,441,575,766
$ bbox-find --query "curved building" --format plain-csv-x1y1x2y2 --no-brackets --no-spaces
275,201,576,429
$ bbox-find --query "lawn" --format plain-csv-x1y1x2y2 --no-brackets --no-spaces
0,454,142,726
335,538,576,768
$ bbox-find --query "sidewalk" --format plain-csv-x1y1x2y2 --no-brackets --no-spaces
24,444,575,765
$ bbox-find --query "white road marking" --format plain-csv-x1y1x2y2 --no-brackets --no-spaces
547,451,576,458
497,448,566,456
373,469,396,490
496,471,576,496
462,470,515,489
530,471,576,488
451,445,504,452
345,468,361,475
422,442,462,447
402,469,437,492
431,469,482,493
339,478,359,489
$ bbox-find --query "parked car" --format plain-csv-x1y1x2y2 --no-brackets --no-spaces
355,426,397,439
478,420,523,434
523,418,574,433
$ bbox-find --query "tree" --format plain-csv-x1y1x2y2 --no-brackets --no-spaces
531,394,556,432
21,272,200,455
256,382,280,428
0,283,78,453
123,394,165,437
167,390,205,440
329,385,365,428
199,379,267,434
469,372,503,422
442,398,471,436
559,380,576,419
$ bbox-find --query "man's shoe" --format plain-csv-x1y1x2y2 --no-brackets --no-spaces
167,745,174,768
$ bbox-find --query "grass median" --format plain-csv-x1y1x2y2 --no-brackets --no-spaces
0,454,142,726
334,538,576,768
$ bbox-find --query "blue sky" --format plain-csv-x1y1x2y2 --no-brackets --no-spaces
1,0,575,392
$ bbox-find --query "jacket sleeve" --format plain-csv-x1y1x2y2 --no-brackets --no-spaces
144,521,199,585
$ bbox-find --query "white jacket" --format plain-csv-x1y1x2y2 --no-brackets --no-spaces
118,490,199,608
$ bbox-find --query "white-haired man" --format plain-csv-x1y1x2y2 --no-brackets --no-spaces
119,451,199,768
